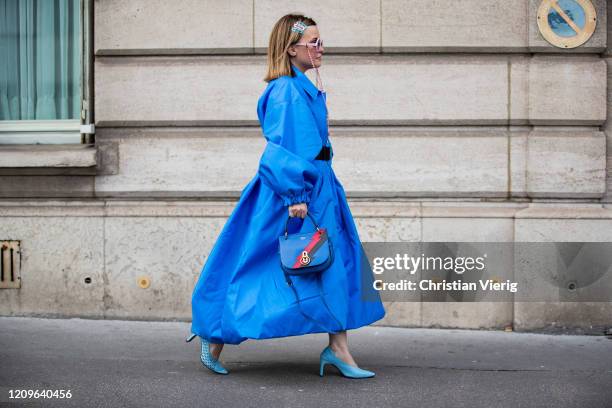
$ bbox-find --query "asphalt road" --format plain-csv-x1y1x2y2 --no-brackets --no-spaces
1,317,611,408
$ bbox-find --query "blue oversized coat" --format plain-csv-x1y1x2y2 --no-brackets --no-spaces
190,63,385,345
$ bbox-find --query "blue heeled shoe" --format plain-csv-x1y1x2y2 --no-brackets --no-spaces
186,333,229,375
319,346,375,379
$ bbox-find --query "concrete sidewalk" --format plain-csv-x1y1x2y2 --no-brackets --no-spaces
0,317,611,408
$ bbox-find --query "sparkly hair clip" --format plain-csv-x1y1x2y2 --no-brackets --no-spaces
291,21,307,35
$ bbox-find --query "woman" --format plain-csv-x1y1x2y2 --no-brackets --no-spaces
186,14,386,378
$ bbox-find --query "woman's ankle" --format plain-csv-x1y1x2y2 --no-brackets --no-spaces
209,343,223,359
329,343,349,354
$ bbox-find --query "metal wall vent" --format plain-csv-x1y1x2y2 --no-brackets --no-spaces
1,240,21,289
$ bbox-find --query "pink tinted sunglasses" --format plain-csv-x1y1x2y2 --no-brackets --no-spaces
294,38,324,52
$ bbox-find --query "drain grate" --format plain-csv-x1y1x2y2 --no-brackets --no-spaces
1,240,21,289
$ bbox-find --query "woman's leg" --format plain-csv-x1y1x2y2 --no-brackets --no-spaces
209,343,224,360
328,330,358,366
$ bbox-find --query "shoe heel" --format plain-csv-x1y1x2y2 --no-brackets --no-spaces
186,333,196,343
319,359,327,377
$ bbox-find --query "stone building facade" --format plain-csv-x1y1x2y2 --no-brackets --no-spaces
1,0,611,331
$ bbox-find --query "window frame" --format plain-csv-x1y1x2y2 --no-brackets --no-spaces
0,0,94,145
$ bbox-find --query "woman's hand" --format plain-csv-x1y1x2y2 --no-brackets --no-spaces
288,202,308,218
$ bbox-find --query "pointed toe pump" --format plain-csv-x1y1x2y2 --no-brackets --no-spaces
319,346,375,379
186,333,229,375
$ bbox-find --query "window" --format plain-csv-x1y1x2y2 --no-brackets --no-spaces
0,0,93,144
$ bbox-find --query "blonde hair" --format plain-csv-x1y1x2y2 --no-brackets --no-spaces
264,14,317,83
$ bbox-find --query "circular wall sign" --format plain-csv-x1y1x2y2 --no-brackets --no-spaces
537,0,597,48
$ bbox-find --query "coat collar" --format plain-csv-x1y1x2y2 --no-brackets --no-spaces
291,63,319,99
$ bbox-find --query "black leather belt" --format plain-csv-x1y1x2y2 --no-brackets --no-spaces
315,146,332,161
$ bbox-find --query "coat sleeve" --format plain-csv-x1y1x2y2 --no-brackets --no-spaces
257,89,323,207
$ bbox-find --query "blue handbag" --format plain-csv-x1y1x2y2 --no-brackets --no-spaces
278,213,342,333
279,213,334,275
